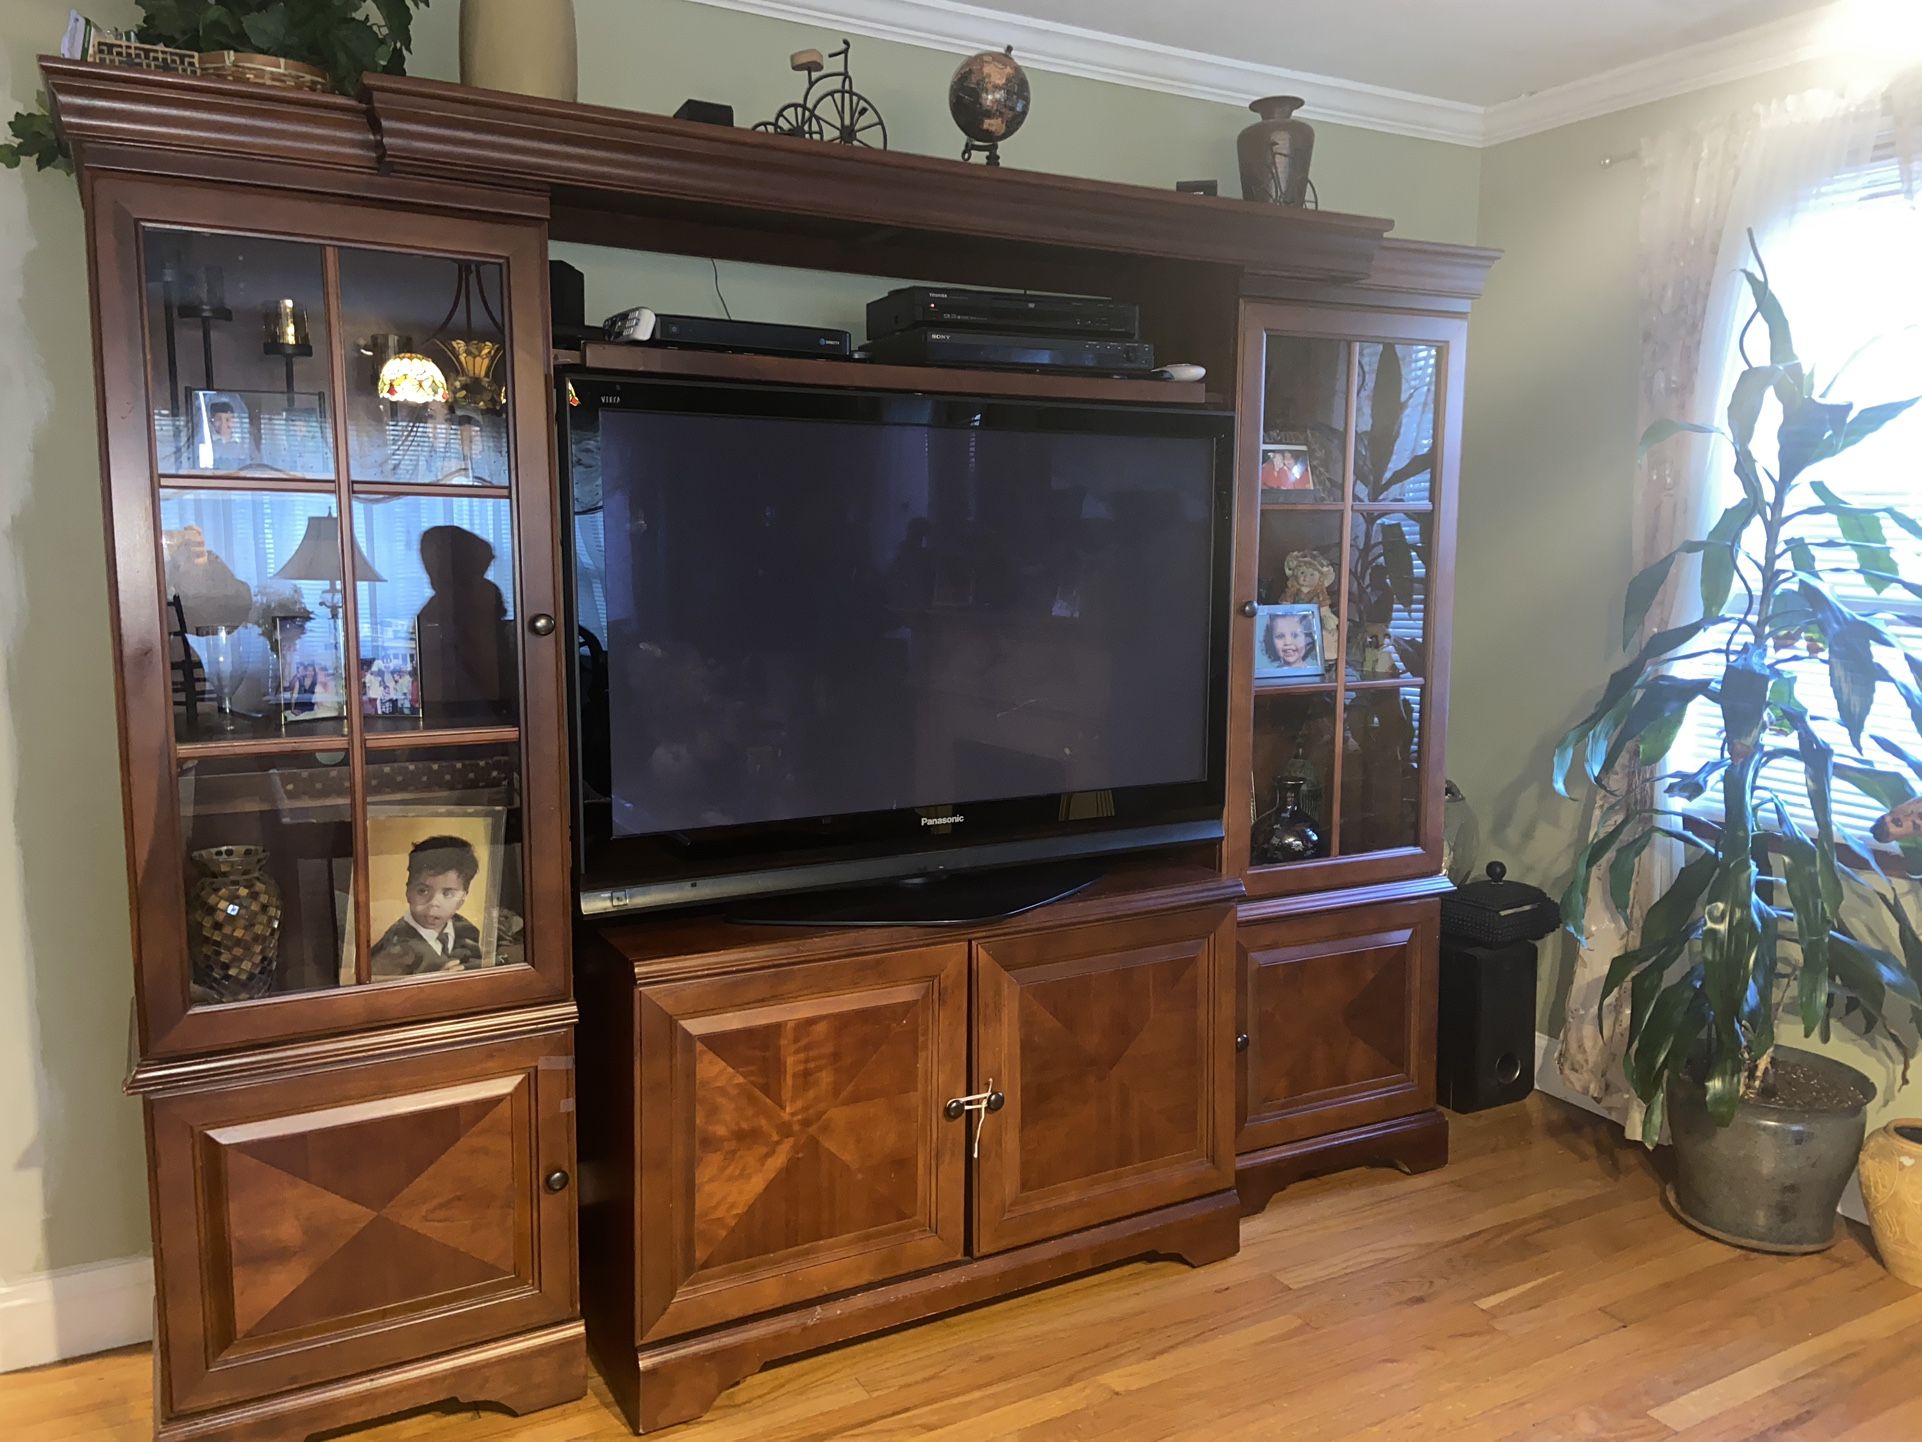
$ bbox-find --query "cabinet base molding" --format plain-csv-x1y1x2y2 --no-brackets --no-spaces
1236,1109,1449,1217
154,1321,586,1442
598,1190,1240,1434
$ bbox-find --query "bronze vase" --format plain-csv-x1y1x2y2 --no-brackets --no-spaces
188,846,283,1002
1238,96,1316,207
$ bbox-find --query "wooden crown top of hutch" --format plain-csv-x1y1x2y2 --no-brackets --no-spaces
41,59,1497,303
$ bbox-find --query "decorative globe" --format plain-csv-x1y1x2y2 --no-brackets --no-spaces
949,45,1031,147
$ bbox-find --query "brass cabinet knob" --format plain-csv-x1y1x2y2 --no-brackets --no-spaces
544,1169,571,1193
528,613,558,637
1235,1032,1250,1053
1238,601,1258,618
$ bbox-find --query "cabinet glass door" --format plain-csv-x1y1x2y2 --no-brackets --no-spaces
110,186,563,1053
1237,311,1455,892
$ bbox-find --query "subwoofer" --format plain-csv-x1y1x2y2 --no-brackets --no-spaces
1436,939,1538,1113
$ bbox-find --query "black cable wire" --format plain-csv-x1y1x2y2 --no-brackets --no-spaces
711,257,733,320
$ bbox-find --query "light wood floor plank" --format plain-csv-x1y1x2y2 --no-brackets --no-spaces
4,1097,1913,1442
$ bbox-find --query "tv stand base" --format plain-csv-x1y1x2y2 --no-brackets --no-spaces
596,1191,1240,1433
727,857,1103,927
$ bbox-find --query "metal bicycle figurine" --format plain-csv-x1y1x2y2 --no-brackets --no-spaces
754,39,888,149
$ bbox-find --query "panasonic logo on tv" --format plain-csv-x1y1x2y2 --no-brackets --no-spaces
920,814,964,827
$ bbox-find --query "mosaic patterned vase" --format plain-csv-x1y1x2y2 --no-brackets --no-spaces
188,846,283,1002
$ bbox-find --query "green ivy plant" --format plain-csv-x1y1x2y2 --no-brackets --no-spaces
136,0,430,96
0,95,69,172
1557,241,1922,1146
4,1,429,171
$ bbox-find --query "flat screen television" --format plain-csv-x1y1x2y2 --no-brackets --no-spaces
563,374,1234,918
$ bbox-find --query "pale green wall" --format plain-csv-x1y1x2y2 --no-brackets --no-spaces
0,0,1475,1287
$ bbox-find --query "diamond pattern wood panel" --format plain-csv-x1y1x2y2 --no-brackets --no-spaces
972,906,1236,1254
149,1030,575,1416
636,944,967,1341
1236,899,1435,1152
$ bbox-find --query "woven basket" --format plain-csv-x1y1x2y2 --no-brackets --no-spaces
197,51,331,92
89,35,200,76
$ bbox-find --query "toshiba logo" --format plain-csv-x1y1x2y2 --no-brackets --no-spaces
920,814,964,827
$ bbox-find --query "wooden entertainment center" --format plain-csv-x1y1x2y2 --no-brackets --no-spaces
45,57,1494,1442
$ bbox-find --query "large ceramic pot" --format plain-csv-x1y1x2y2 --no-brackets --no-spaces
1667,1046,1874,1253
1237,96,1315,206
1860,1119,1922,1287
187,846,283,1002
461,0,579,102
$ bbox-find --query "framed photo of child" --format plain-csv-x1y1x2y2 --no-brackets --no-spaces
347,805,508,981
1259,444,1315,501
1254,602,1325,682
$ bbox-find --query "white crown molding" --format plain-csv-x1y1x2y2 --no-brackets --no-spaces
676,0,1486,144
678,0,1852,149
1480,5,1845,147
0,1256,153,1373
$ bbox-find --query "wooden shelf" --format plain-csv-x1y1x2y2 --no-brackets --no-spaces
1252,676,1425,698
569,342,1216,407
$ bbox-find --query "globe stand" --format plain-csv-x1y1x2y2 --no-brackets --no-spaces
960,139,1002,167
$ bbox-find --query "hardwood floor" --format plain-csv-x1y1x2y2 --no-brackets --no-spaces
11,1095,1918,1442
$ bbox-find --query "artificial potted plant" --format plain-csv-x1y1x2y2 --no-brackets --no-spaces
1557,246,1922,1252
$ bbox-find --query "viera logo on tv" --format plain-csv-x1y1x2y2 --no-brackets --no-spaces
920,814,965,827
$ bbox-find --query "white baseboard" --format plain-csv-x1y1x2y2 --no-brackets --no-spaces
0,1256,153,1373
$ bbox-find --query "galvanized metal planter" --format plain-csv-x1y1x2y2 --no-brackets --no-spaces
1667,1046,1875,1253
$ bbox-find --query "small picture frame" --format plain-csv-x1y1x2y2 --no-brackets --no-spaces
273,618,346,723
343,804,508,982
1259,444,1315,501
182,387,330,476
360,623,423,721
1254,602,1325,682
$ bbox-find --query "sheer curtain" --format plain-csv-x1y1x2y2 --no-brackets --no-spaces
1556,77,1907,1124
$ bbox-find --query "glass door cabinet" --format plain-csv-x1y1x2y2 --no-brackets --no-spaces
1227,304,1463,897
94,179,567,1057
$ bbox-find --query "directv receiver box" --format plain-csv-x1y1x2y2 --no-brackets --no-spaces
868,286,1139,342
643,313,852,359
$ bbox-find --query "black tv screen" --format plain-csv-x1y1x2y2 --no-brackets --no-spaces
565,377,1232,913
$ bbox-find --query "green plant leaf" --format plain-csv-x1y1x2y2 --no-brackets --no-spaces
1622,551,1680,648
1727,364,1783,451
1629,966,1706,1103
1839,397,1919,453
1835,763,1916,811
1561,812,1637,943
1717,649,1774,756
1779,832,1832,1032
1744,266,1798,366
1604,928,1690,1002
1829,621,1881,750
1609,830,1655,917
1643,850,1718,951
1639,418,1723,459
1831,932,1922,1017
1777,394,1852,487
1700,498,1756,617
1664,757,1730,802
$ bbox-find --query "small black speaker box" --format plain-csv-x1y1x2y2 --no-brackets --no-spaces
550,260,589,345
1436,939,1538,1113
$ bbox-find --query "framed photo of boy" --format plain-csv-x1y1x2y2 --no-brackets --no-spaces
345,804,508,980
1254,602,1324,681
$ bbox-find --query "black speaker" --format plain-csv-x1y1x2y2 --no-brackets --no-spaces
550,260,589,345
1436,939,1538,1113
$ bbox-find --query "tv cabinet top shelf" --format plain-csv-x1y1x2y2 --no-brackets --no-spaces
559,342,1220,407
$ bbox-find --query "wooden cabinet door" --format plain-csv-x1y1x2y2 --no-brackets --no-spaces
1236,897,1438,1152
148,1025,576,1417
971,906,1235,1255
635,944,968,1340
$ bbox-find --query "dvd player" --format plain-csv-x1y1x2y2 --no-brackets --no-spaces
864,329,1156,374
868,286,1139,342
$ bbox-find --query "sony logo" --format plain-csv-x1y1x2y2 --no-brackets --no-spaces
920,814,964,827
